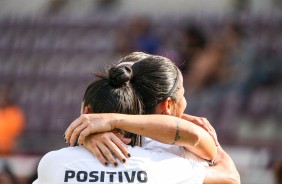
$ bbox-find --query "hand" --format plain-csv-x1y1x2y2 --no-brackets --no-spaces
64,113,116,146
83,132,131,166
181,114,218,146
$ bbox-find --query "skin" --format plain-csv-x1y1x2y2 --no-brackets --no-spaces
65,72,217,165
204,144,240,184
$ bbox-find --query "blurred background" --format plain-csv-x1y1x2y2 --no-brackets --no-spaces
0,0,281,183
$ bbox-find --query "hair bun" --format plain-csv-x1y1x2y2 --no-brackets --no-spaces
109,66,133,87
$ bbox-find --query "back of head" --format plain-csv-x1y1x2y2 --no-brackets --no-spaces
118,52,180,114
118,52,151,63
83,65,143,146
83,52,180,144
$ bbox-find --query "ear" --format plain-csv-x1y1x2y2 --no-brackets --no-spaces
162,97,174,115
83,106,92,114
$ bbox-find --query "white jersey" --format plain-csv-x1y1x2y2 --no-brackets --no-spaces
33,146,205,184
143,138,209,167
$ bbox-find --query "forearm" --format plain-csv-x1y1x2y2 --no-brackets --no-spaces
66,113,217,160
114,114,216,160
204,146,240,184
115,114,198,144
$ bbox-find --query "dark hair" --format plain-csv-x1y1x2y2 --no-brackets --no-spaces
118,52,151,63
119,53,180,114
83,66,143,146
83,52,180,145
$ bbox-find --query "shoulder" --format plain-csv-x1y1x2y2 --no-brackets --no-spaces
128,146,206,184
39,146,91,167
36,146,91,183
37,148,71,175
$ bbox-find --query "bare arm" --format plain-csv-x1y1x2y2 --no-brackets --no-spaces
204,145,240,184
65,113,216,161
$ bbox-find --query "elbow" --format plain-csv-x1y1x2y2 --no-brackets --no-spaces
230,171,241,184
226,176,241,184
224,168,241,184
194,134,217,161
215,171,241,184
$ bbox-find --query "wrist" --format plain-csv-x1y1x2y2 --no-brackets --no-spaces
110,113,124,129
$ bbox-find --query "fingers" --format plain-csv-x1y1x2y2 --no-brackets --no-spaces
196,118,214,141
85,143,109,166
197,118,210,132
201,118,218,146
65,114,115,146
65,115,84,143
99,133,130,164
110,136,131,161
103,141,126,165
65,115,94,146
68,123,87,146
182,114,218,146
84,134,117,166
83,133,130,166
186,115,210,133
96,142,118,166
76,126,92,146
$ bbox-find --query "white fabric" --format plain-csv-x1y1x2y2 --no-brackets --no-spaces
33,146,205,184
142,137,186,157
143,138,209,167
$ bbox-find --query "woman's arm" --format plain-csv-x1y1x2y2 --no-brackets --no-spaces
204,145,240,184
181,114,218,146
65,113,217,161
